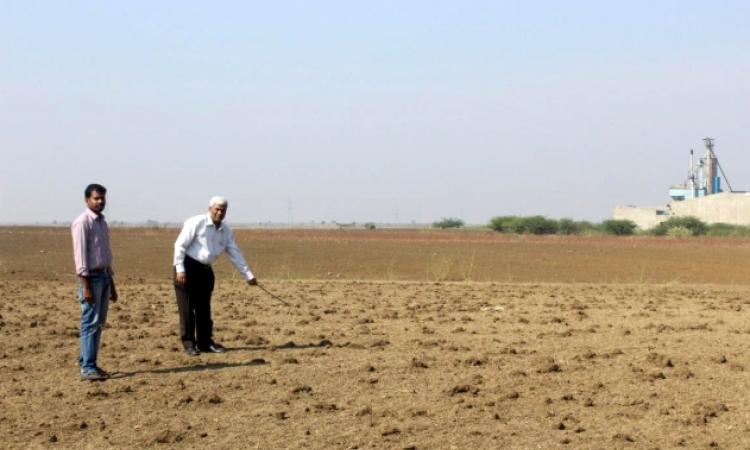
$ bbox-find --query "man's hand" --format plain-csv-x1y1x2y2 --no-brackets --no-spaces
110,279,118,302
82,283,94,304
247,277,258,286
175,272,187,287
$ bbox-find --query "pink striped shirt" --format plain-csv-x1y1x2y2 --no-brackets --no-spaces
71,208,113,276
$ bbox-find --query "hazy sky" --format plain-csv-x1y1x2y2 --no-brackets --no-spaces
2,1,749,224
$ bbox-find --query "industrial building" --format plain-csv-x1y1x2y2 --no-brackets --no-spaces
614,138,750,229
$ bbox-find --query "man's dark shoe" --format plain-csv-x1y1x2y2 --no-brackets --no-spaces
95,367,111,379
81,370,108,381
183,342,200,356
199,342,226,353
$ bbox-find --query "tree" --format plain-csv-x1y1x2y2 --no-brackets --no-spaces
488,216,523,233
651,216,707,236
601,219,637,235
520,216,559,235
432,218,464,229
557,218,580,235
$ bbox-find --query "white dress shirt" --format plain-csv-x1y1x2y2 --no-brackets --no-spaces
173,213,254,281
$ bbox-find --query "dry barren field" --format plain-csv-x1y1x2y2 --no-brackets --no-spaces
3,227,750,449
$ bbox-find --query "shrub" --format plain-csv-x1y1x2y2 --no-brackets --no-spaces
601,219,637,236
490,216,643,236
488,216,559,234
520,216,559,235
707,222,750,237
432,217,464,229
666,226,692,238
651,216,707,236
488,216,522,233
577,221,599,235
706,222,735,236
364,222,376,230
557,218,581,235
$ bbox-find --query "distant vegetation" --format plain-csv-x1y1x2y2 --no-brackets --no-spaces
432,217,465,229
648,217,750,237
705,222,750,237
488,216,558,235
650,216,708,236
557,218,595,235
487,216,629,235
479,215,750,237
600,219,638,236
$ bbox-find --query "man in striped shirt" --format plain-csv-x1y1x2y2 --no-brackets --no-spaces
71,183,118,381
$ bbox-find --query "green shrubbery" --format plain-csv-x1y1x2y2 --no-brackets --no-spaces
432,217,465,229
487,216,634,236
600,219,637,236
705,222,750,237
666,226,693,238
557,218,581,235
649,217,750,237
439,214,750,237
650,216,708,236
488,216,559,234
520,216,559,235
488,216,521,233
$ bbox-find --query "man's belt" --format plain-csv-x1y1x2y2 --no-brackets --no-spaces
185,255,211,269
89,267,110,274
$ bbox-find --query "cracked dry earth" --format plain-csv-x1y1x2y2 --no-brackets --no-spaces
2,280,750,449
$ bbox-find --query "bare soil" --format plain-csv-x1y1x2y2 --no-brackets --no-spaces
2,228,750,449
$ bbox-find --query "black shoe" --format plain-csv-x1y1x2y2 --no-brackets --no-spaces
198,342,226,353
183,342,200,356
81,370,108,381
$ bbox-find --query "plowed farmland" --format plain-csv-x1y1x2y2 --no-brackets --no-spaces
2,227,750,449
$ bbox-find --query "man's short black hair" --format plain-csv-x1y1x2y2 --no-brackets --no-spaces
85,183,107,198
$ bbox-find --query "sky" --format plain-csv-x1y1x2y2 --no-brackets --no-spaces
2,1,750,224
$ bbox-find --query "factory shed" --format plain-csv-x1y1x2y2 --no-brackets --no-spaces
670,192,750,225
615,193,750,230
613,205,670,230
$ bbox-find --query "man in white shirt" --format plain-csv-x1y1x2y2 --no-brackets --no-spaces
173,196,257,356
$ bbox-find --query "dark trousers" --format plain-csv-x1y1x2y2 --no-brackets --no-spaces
174,255,215,348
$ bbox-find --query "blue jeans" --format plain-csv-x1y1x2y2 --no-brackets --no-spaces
77,273,111,373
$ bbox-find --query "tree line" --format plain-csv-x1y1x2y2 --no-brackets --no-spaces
431,216,750,237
